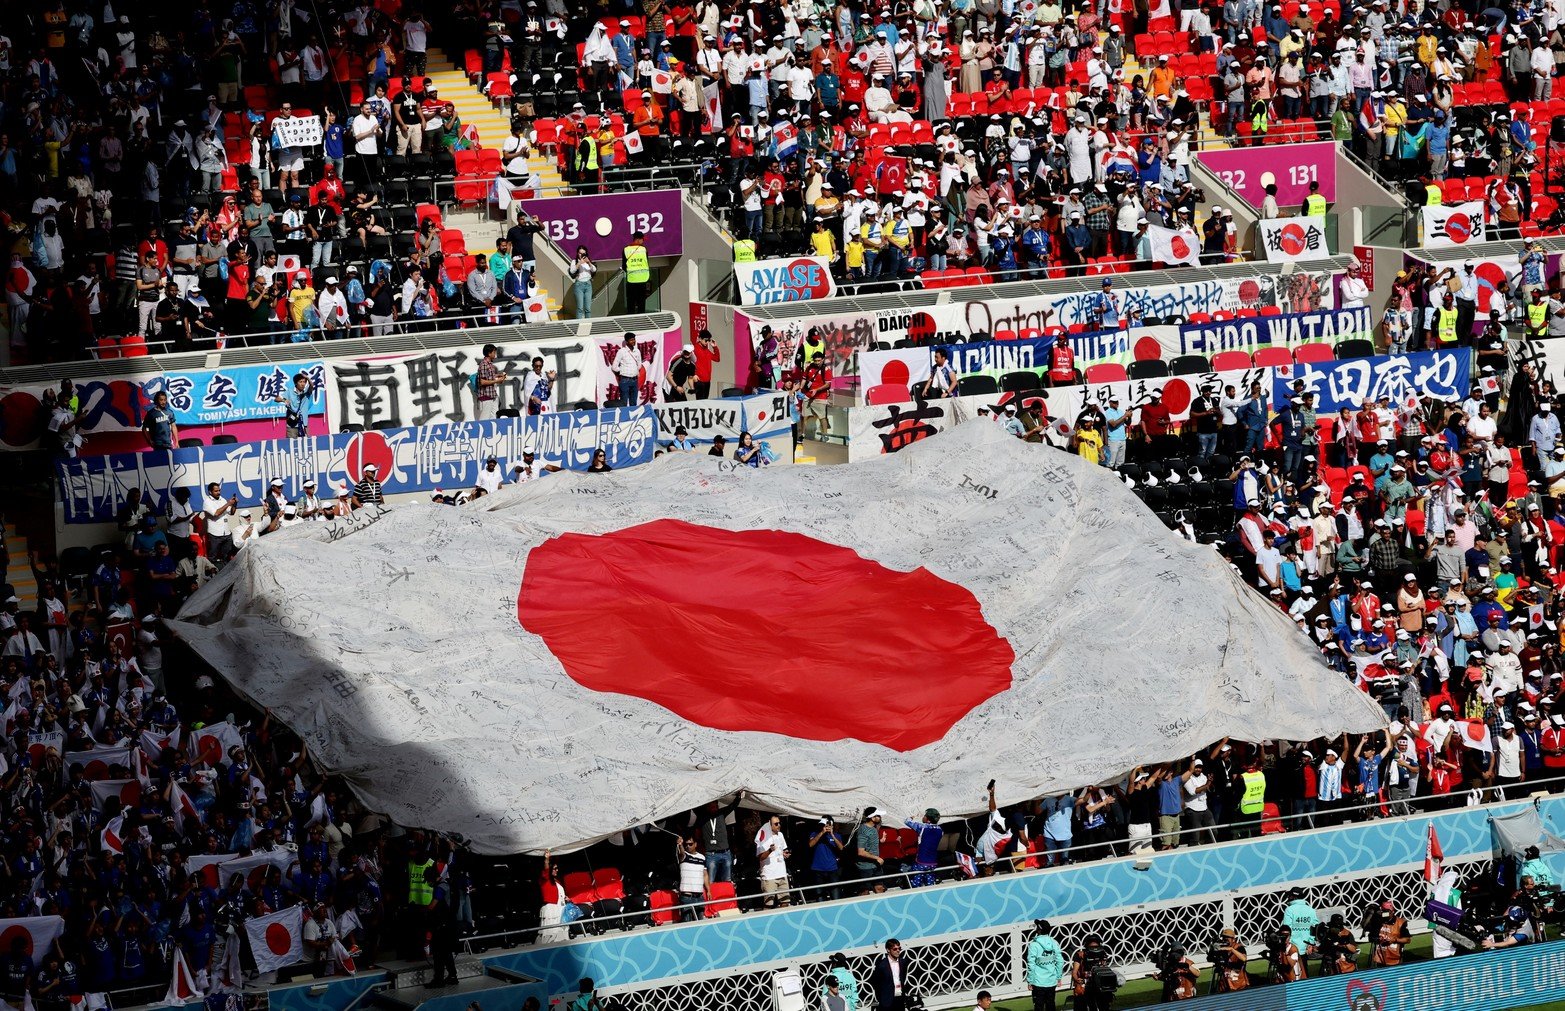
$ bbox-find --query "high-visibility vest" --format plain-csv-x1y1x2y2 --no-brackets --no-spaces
623,244,650,283
733,238,757,262
1239,770,1266,815
1426,183,1443,207
408,859,434,904
1304,193,1326,217
1529,300,1549,331
1435,306,1459,344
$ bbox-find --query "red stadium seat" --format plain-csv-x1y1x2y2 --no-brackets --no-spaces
1293,342,1336,363
1252,346,1293,367
1211,350,1254,371
591,868,625,900
649,889,676,925
562,871,598,906
865,384,911,405
705,882,739,917
1083,363,1128,383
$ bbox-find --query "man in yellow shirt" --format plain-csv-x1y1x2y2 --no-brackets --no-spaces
844,235,866,281
810,219,838,261
1382,95,1406,162
288,275,317,327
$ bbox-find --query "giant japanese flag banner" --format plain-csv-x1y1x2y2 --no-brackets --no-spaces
171,423,1386,853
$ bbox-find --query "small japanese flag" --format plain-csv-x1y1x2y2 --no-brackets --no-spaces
170,780,202,834
162,947,202,1006
623,131,644,155
1531,604,1545,629
1480,375,1501,395
100,814,125,856
651,69,673,94
244,907,305,973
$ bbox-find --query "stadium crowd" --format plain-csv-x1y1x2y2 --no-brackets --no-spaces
9,0,1565,361
13,0,1565,1004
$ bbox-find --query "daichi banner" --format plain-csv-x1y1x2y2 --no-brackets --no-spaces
143,362,328,427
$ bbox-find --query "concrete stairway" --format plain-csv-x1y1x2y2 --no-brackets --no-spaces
422,47,565,316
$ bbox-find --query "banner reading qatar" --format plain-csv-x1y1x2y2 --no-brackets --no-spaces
1196,140,1338,210
737,270,1339,389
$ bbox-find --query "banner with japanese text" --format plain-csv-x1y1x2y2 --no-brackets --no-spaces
54,407,658,524
653,392,795,454
735,256,838,306
1272,349,1472,413
142,362,328,427
1176,306,1372,356
1256,216,1332,263
1421,201,1487,248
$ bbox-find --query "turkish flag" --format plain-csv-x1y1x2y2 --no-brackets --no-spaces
0,916,64,961
244,907,306,973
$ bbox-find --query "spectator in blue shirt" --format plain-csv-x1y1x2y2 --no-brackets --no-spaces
905,810,943,887
322,108,346,177
1040,794,1074,865
1158,772,1184,850
809,818,844,900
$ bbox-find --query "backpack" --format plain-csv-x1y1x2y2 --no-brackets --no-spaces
467,373,480,397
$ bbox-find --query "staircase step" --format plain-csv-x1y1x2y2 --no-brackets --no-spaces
4,527,36,609
382,955,488,991
420,49,568,195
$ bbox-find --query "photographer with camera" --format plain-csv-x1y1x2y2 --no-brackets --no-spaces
1310,914,1360,975
1151,940,1198,1001
1266,926,1307,983
1069,934,1117,1011
1026,920,1066,1011
1482,906,1537,950
1208,929,1250,993
1366,900,1412,966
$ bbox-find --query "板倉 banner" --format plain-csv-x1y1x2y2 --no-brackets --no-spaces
1257,216,1332,263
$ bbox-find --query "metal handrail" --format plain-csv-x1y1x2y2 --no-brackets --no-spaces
456,771,1557,949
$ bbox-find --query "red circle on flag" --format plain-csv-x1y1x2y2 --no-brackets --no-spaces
196,734,224,765
0,925,34,958
0,392,44,447
880,360,911,387
1169,234,1191,260
1237,279,1262,304
1278,223,1308,256
345,432,393,483
1159,379,1193,416
908,312,937,344
1132,335,1163,361
82,759,111,782
517,520,1016,752
266,922,294,956
120,781,142,807
1445,213,1473,243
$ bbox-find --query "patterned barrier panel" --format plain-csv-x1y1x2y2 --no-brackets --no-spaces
481,798,1565,1008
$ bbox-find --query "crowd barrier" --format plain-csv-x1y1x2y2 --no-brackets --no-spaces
733,264,1347,393
845,348,1473,465
1,320,684,455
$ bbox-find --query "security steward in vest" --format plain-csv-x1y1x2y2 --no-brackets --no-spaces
1302,180,1327,219
1424,175,1443,206
1235,757,1267,838
1528,287,1550,339
733,235,757,262
1434,291,1460,346
622,230,651,314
